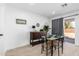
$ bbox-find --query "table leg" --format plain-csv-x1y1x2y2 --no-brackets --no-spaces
62,39,64,54
51,41,53,56
58,40,59,56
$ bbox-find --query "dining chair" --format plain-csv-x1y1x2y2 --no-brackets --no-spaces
41,35,57,56
41,35,51,56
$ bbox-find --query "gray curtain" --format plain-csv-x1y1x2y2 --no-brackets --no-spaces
52,18,63,36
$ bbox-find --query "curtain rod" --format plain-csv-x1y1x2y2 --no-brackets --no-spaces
62,14,79,18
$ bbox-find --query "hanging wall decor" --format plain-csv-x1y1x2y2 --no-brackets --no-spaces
16,19,26,24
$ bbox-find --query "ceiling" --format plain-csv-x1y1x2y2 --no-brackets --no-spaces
6,3,79,18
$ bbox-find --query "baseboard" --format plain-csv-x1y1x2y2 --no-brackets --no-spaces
16,42,30,48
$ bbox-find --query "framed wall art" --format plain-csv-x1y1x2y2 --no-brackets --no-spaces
16,19,26,24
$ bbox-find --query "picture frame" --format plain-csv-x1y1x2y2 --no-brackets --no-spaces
16,19,26,24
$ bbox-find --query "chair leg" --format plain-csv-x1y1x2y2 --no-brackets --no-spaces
46,42,48,56
54,45,56,50
62,39,64,54
41,44,44,53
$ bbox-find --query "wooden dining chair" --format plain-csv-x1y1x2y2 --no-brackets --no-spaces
41,36,51,56
51,37,64,56
41,36,57,56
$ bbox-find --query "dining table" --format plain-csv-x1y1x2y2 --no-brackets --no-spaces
47,36,64,56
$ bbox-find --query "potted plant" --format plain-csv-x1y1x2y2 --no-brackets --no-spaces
43,25,49,32
40,29,43,32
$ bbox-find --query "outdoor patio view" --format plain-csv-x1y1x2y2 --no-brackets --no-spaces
64,18,75,39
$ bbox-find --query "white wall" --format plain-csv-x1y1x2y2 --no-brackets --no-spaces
3,6,50,51
75,16,79,45
0,4,6,52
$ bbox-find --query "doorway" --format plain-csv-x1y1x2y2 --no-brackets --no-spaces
64,18,75,44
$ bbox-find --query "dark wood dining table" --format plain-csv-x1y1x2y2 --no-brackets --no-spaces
47,36,64,56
